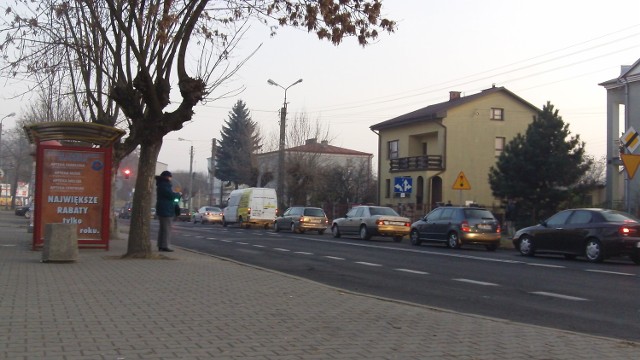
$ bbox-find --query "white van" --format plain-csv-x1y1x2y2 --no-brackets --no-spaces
222,188,278,228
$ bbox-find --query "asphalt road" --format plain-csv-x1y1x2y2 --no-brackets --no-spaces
160,219,640,342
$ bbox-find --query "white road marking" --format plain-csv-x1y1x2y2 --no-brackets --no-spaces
294,251,313,255
585,269,635,276
395,269,429,275
530,291,588,301
324,256,345,260
253,245,265,248
355,261,382,267
236,242,249,245
526,263,565,268
220,240,232,243
206,237,217,240
274,248,290,252
453,278,499,286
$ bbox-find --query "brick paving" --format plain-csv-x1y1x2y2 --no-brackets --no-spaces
0,211,638,359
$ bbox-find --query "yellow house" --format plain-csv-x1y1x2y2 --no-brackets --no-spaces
370,86,539,218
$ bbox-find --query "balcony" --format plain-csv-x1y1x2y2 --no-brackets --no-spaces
389,155,443,172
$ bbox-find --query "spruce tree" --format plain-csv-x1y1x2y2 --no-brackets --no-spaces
216,100,261,189
488,102,591,223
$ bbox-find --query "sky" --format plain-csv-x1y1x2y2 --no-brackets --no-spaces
2,0,640,174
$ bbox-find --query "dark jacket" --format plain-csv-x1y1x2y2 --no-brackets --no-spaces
155,176,180,217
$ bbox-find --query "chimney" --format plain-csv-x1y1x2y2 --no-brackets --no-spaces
321,140,328,146
305,138,317,145
449,91,461,101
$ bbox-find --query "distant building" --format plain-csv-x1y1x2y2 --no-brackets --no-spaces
370,86,539,216
599,57,640,214
255,138,373,198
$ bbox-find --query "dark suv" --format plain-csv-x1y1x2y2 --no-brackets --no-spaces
409,206,501,251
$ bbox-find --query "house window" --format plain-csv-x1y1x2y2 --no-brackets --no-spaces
495,137,505,157
490,108,504,120
388,140,399,159
385,179,390,198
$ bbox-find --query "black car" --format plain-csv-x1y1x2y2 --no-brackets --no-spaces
410,206,501,251
512,208,640,264
15,204,31,217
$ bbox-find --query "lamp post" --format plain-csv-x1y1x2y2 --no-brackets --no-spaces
178,138,194,211
0,112,16,203
267,78,302,211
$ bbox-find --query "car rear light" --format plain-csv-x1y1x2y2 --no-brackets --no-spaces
496,224,501,233
619,226,636,236
376,219,385,225
460,220,471,232
299,216,306,223
404,222,410,227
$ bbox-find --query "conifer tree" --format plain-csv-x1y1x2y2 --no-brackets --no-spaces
488,102,591,223
216,100,261,189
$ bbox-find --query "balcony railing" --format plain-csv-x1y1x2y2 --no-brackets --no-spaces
389,155,443,172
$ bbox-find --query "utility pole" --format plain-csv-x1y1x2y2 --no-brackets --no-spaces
188,145,194,210
210,138,217,206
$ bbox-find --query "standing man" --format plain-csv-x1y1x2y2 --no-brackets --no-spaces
155,170,181,252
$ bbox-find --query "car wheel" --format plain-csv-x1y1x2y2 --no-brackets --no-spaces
274,222,280,232
630,252,640,265
318,230,325,235
392,236,403,243
409,229,422,246
359,225,371,240
485,243,498,251
331,225,341,238
447,232,460,249
585,238,604,263
518,235,535,256
291,223,298,233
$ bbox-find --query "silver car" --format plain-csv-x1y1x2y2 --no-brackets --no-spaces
273,206,328,234
331,205,410,242
192,206,223,224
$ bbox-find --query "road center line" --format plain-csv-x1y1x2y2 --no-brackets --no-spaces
355,261,382,267
526,263,566,268
324,256,345,260
294,251,313,255
236,242,249,245
585,269,635,276
396,268,429,275
252,245,265,248
453,278,499,286
274,248,290,252
530,291,588,301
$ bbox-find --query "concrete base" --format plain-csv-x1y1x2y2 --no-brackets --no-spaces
42,223,78,262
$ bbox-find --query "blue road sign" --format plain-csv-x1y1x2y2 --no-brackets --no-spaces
394,177,413,193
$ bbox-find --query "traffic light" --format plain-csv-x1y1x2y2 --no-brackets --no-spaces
123,168,131,179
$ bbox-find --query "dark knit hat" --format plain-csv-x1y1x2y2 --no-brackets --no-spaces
160,170,172,177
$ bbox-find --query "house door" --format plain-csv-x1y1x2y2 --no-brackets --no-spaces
431,176,442,208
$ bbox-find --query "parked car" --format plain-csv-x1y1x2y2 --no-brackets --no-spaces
513,208,640,264
274,206,328,234
331,205,410,242
176,208,192,222
409,206,501,251
15,204,31,217
193,206,223,224
118,204,132,219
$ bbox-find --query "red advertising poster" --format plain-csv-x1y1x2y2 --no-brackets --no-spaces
34,145,111,249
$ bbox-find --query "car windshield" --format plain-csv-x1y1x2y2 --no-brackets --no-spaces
463,209,495,220
369,207,399,216
600,210,640,223
207,207,221,212
304,208,325,217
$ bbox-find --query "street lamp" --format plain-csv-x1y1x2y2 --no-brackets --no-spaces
267,78,303,211
178,138,194,211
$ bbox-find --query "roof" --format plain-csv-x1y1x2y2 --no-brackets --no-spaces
599,57,640,89
24,122,125,147
259,140,372,157
370,86,539,131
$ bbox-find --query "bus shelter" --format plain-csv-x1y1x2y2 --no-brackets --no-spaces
25,122,125,250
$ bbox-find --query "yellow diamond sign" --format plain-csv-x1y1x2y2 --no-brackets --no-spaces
621,126,639,153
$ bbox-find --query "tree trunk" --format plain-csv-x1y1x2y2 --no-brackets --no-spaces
124,140,163,258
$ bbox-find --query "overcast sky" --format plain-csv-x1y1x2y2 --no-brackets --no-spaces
2,0,640,174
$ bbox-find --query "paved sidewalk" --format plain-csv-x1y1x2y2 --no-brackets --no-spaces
0,211,638,359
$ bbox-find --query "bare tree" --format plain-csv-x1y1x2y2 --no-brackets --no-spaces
0,1,396,258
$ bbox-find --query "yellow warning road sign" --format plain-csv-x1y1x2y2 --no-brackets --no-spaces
621,154,640,179
452,171,471,190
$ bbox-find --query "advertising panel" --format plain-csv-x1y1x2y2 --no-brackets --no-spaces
34,145,111,248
